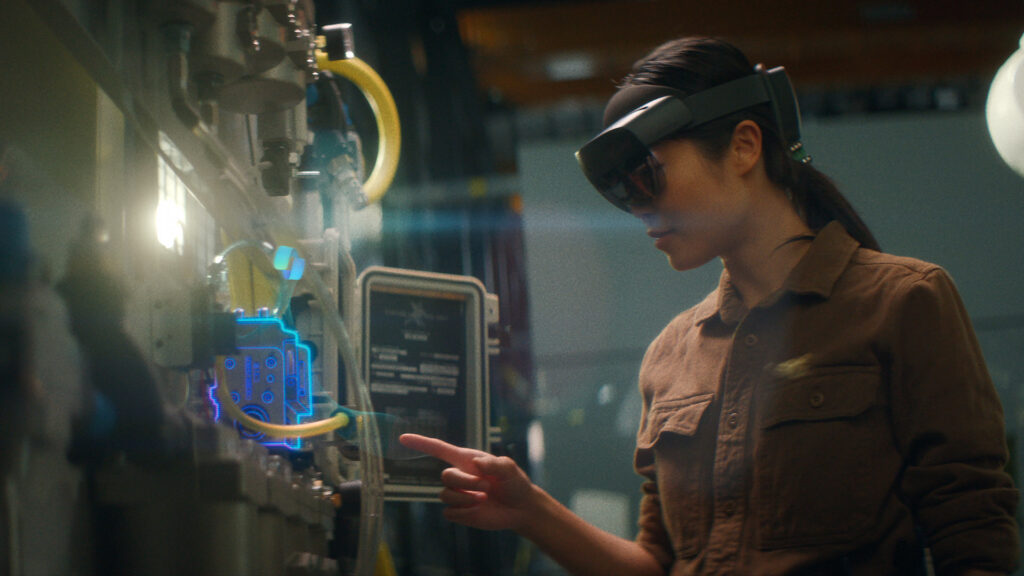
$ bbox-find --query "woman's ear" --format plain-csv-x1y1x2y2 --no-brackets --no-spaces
730,120,763,175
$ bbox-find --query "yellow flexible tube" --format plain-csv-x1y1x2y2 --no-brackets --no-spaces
214,362,350,438
315,50,401,205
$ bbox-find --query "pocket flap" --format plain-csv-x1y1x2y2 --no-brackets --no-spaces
760,368,881,429
638,393,714,449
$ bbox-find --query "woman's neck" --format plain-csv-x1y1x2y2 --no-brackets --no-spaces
720,195,814,309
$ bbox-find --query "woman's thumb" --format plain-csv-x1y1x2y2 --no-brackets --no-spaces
472,454,519,478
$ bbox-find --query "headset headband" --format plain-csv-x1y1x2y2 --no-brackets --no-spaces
575,65,806,212
600,65,802,149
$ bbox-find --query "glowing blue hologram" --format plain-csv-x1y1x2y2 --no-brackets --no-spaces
238,405,270,440
207,385,221,421
209,315,315,450
273,245,295,271
270,244,305,283
286,257,305,281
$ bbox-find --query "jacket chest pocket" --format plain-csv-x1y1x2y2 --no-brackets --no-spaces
753,367,900,549
637,393,713,558
638,393,714,449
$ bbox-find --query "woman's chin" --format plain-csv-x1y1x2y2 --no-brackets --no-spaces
657,237,715,271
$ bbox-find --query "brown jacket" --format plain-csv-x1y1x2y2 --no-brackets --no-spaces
634,222,1019,575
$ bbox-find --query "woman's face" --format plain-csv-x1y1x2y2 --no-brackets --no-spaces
632,138,754,271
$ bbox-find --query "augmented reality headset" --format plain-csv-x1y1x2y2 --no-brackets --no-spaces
575,65,803,212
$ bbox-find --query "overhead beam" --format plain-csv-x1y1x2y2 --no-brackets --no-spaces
457,0,1024,107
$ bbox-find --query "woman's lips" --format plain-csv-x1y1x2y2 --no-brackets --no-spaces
648,227,676,250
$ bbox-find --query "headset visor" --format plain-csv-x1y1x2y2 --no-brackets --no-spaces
577,128,665,211
576,95,687,211
575,67,802,212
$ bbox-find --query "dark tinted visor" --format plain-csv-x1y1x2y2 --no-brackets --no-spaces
576,68,801,212
576,95,687,211
576,129,656,211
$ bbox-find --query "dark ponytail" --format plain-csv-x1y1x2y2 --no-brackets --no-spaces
789,161,880,251
620,37,881,251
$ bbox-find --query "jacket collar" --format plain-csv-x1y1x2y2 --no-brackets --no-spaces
694,221,861,326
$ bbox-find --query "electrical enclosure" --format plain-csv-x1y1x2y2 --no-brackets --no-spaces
359,266,490,500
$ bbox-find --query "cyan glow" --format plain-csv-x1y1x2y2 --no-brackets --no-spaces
207,384,221,422
271,245,306,281
286,257,305,281
273,245,295,271
210,315,315,450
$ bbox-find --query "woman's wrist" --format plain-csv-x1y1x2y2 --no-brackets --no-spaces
513,483,556,536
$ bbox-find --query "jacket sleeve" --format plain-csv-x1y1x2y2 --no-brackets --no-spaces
889,267,1019,574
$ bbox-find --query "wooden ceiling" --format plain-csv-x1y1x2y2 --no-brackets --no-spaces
455,0,1024,109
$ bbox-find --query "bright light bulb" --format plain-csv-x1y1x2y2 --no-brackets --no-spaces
986,33,1024,179
156,198,185,252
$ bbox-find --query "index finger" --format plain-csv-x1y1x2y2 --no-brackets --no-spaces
399,434,487,472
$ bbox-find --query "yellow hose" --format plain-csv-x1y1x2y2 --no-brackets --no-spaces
315,50,401,205
214,362,350,438
375,541,397,576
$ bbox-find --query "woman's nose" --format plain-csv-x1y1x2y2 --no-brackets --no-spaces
631,207,658,227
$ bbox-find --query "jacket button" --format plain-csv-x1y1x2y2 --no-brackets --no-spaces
809,391,825,408
743,334,758,346
727,412,739,429
723,501,736,517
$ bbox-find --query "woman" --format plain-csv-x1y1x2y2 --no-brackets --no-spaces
400,37,1019,575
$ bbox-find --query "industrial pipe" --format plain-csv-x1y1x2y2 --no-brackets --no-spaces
314,49,401,206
